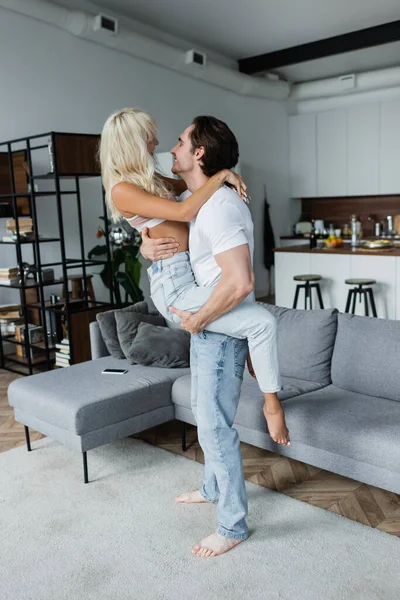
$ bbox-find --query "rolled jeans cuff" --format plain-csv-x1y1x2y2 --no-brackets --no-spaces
217,527,249,541
200,487,218,504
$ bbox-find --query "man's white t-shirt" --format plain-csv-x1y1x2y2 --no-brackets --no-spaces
180,186,254,288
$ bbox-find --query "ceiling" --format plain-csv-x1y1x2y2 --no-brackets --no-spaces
48,0,400,82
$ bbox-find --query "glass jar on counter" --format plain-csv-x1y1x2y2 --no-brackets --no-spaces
342,223,351,238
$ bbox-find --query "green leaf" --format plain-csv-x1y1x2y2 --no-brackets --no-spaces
123,245,139,259
87,244,107,259
116,271,144,304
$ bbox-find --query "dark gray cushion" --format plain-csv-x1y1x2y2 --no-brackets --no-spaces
331,313,400,402
96,301,164,359
115,311,166,360
258,303,338,386
118,320,190,368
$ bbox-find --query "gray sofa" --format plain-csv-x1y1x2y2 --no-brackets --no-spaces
8,302,400,494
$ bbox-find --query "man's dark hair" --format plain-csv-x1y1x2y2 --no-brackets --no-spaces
190,116,239,176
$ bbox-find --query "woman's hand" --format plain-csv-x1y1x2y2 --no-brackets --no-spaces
222,170,249,202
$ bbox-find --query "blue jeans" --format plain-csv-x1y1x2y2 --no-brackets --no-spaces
190,331,250,540
148,251,281,393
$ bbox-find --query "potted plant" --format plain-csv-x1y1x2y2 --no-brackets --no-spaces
88,217,144,307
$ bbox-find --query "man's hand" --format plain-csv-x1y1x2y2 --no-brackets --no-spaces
140,227,179,261
169,307,204,334
246,352,256,379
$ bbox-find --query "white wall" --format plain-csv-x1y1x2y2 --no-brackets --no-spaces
0,7,291,306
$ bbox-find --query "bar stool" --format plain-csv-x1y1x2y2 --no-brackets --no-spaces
61,274,96,303
293,274,324,310
344,279,377,317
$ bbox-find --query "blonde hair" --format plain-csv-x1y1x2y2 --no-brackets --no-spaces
99,108,174,223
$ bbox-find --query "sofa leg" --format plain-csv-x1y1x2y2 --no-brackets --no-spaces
181,421,187,452
82,451,89,484
24,426,31,452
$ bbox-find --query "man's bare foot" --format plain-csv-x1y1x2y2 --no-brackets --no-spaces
175,490,212,503
263,404,291,446
192,532,244,557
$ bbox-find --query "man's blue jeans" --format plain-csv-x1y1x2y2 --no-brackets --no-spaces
190,331,249,541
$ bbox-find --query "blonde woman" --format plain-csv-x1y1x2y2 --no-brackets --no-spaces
100,108,290,447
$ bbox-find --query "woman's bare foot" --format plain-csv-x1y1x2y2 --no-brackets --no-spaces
263,403,291,446
175,490,212,503
192,532,244,557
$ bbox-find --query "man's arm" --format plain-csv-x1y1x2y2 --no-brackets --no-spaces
169,200,255,333
170,246,255,334
190,244,254,329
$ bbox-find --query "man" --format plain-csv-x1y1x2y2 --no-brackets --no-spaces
140,116,290,557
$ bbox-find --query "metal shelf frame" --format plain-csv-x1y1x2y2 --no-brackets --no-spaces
0,131,114,375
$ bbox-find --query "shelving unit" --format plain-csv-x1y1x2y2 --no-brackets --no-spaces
0,132,114,375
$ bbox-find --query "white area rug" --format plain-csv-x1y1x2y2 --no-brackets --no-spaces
0,437,399,600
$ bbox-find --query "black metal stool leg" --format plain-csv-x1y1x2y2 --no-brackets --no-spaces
316,283,324,309
293,285,300,309
304,282,309,310
345,290,352,313
82,451,88,484
24,425,31,452
363,290,369,316
367,288,378,317
351,289,357,314
181,421,187,452
309,283,313,310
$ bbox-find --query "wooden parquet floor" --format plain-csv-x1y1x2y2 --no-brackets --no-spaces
1,369,399,537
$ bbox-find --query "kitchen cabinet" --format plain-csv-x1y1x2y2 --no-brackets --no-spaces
289,114,317,198
380,98,400,194
317,110,347,197
289,99,398,198
347,103,380,196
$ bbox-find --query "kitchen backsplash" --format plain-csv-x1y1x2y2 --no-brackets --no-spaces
301,195,400,236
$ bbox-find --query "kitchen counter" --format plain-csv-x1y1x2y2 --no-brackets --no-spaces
274,244,400,257
274,244,400,319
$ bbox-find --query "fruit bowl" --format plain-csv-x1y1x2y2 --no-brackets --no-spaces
324,238,343,248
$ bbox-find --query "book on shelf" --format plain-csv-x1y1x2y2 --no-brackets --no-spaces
55,352,70,361
7,218,33,227
0,279,20,286
6,226,33,232
0,272,19,278
0,303,21,312
55,357,70,367
55,339,70,349
56,346,69,356
15,324,45,359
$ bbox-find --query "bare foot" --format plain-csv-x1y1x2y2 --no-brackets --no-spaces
192,532,244,557
263,404,291,446
175,490,212,504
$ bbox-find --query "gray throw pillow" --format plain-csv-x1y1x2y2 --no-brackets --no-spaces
257,302,338,386
117,320,190,367
97,301,165,359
